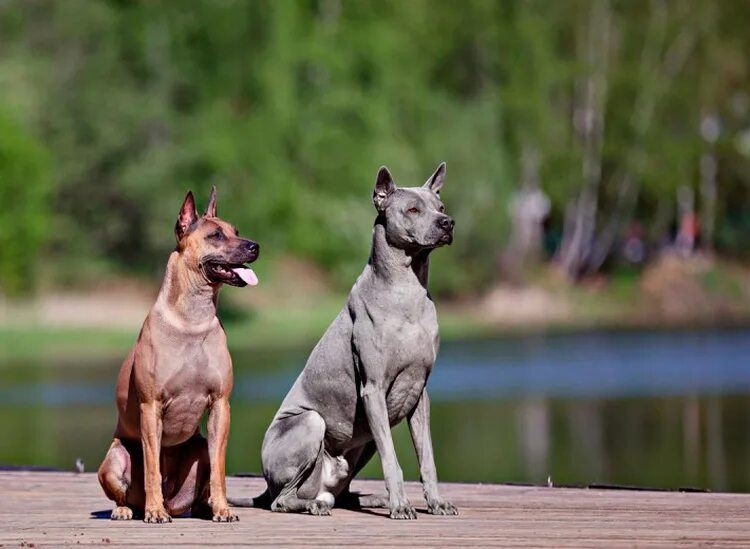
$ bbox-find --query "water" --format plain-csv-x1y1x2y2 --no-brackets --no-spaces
1,328,749,492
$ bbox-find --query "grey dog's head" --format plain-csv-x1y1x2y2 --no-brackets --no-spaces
372,162,455,251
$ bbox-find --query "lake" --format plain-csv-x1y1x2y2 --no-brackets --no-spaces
2,328,749,492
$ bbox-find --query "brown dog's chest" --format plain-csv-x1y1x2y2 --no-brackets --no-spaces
159,351,224,395
158,348,227,446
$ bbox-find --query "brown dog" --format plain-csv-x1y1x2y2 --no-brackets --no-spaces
98,188,259,523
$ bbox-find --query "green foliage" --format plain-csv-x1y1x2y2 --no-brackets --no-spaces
0,0,748,295
0,111,51,295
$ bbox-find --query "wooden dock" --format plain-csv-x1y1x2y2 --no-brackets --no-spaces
2,471,749,547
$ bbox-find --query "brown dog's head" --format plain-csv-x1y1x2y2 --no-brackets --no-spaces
174,187,260,287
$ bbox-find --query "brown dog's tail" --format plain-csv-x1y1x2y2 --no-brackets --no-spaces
227,489,271,509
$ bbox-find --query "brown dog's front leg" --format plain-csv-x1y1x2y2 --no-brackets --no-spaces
207,396,238,522
140,400,171,523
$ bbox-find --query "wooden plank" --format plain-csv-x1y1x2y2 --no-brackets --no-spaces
0,471,749,547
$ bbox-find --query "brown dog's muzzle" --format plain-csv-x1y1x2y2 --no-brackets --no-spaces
201,239,260,287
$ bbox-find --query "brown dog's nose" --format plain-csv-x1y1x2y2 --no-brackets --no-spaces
245,241,259,255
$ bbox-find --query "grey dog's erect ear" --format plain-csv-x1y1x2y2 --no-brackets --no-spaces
423,162,446,194
175,190,199,241
373,166,396,210
205,185,217,218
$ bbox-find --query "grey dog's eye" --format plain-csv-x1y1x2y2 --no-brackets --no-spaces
407,207,420,214
438,204,445,213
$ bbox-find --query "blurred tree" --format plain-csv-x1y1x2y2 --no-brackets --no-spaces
0,0,748,295
0,111,51,295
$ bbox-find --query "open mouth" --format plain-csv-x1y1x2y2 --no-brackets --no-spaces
202,261,259,287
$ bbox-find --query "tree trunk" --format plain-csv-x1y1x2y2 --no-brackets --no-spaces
558,0,611,279
585,0,696,273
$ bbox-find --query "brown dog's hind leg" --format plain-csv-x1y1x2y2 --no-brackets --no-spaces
161,434,211,518
98,438,143,520
189,436,213,519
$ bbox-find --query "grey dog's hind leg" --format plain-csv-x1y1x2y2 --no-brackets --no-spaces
263,411,331,515
336,442,388,509
227,489,271,509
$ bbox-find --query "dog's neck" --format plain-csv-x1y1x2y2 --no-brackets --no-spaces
369,219,431,289
153,251,220,333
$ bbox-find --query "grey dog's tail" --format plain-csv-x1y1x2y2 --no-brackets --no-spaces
227,489,271,509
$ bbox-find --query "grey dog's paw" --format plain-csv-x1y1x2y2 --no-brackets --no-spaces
307,500,332,516
389,503,418,520
428,500,459,516
111,506,133,520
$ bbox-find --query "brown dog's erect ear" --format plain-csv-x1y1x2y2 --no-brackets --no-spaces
423,162,446,194
373,166,396,211
205,185,217,218
175,190,199,241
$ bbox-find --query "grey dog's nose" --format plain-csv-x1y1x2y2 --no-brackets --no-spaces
439,216,455,231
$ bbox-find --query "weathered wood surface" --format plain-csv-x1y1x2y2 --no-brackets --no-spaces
1,471,749,547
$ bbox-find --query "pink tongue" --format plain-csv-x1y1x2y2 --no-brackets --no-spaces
232,267,258,286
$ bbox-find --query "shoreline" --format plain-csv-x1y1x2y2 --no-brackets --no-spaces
2,310,749,363
2,254,749,362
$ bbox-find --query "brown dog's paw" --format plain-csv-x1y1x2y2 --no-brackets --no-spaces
307,500,332,516
389,502,418,520
143,506,172,524
212,507,239,523
427,500,459,516
111,506,133,520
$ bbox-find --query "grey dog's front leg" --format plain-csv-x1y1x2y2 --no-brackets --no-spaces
361,384,417,519
407,390,458,516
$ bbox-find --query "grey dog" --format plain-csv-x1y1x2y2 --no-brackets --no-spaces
230,163,457,520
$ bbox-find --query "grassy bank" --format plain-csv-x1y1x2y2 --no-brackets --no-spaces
2,299,748,365
2,255,749,364
0,301,490,363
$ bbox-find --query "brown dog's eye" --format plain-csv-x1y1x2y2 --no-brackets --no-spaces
407,207,420,214
209,230,225,241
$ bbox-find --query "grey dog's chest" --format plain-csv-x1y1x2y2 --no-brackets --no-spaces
363,291,438,418
387,297,437,422
366,285,438,365
388,302,438,368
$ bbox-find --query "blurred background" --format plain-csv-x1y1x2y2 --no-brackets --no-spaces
1,0,750,492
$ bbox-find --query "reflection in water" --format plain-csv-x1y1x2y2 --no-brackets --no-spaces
707,397,727,491
1,329,749,491
516,398,549,480
567,401,606,482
